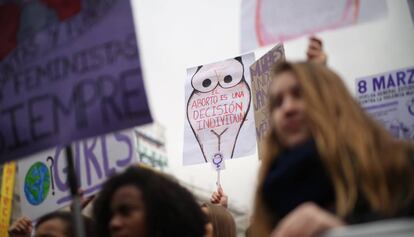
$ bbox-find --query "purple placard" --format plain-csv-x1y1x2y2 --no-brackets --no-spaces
355,66,414,141
0,0,152,163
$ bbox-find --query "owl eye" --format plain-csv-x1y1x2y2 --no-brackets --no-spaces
223,75,232,83
218,59,244,88
191,66,218,92
202,79,212,87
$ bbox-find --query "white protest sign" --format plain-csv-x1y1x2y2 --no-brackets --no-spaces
355,66,414,140
183,53,257,165
241,0,387,52
18,129,138,220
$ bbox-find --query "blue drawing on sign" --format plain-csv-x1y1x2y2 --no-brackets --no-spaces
24,162,51,206
407,97,414,116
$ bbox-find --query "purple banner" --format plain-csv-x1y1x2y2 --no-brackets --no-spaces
0,0,152,163
355,66,414,141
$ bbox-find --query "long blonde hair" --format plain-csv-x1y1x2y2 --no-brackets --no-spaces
252,61,414,235
202,203,236,237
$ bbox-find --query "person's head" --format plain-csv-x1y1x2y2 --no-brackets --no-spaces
93,166,207,237
35,211,94,237
201,203,236,237
268,65,310,148
252,61,414,235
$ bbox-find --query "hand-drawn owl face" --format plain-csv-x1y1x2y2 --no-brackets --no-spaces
187,57,251,163
191,57,245,92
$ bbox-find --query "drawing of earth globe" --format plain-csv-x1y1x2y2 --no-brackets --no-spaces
24,162,50,206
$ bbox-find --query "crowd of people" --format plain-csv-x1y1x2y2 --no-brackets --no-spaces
8,38,414,237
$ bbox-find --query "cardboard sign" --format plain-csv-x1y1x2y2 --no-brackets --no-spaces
0,0,152,163
241,0,387,52
250,44,285,158
18,129,138,220
183,53,257,165
356,66,414,140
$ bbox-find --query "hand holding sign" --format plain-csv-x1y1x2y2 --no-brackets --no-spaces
8,216,32,237
307,37,327,65
210,186,228,208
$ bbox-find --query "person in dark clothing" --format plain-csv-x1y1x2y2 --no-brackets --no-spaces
251,61,414,237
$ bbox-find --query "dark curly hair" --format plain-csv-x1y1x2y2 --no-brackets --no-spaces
35,211,95,237
93,166,207,237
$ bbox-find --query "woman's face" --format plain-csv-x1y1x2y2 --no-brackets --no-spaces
109,185,147,237
270,71,310,148
35,218,67,237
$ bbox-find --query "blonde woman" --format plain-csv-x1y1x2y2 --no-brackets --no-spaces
202,202,236,237
252,61,414,237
